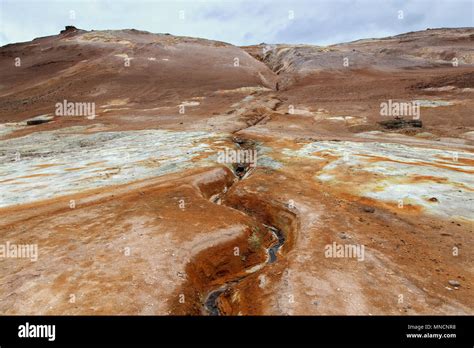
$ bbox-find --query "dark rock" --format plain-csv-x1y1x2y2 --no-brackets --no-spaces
363,206,375,213
235,163,247,177
379,118,422,129
60,26,78,34
26,119,51,126
233,137,246,145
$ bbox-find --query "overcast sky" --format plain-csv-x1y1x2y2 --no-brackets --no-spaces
0,0,473,47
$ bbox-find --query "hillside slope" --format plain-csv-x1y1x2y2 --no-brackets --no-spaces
0,27,277,122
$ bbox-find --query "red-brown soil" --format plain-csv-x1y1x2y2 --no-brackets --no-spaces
0,27,472,315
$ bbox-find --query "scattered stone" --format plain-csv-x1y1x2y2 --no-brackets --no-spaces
363,206,375,213
26,119,50,126
415,132,436,139
235,163,247,177
25,115,54,126
414,99,452,107
233,137,246,145
379,117,422,129
338,232,351,239
448,280,460,287
428,197,438,202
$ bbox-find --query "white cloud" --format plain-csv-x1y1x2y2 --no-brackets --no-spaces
0,0,472,47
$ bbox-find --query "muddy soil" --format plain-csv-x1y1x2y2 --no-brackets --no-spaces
0,27,472,315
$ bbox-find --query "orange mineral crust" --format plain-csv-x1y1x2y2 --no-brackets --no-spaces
0,27,472,315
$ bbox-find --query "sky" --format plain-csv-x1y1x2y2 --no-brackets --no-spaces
0,0,473,47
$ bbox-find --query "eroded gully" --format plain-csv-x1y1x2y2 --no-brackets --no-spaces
202,137,288,315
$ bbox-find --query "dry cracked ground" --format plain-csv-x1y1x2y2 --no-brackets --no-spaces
0,26,473,315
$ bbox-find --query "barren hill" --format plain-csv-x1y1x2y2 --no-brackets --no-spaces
0,27,473,316
0,27,277,122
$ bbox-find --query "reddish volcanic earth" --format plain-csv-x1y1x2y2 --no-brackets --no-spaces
0,26,473,315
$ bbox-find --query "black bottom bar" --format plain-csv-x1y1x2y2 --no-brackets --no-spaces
1,315,472,346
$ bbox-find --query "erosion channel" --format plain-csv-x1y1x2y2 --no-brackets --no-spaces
205,137,287,315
